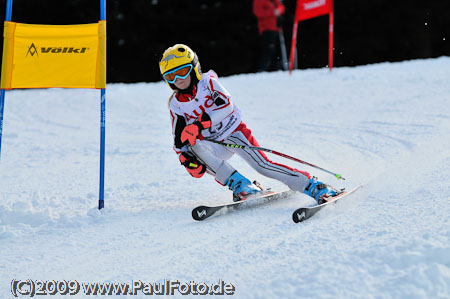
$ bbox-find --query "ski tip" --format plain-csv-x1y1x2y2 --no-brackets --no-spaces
192,206,208,221
292,209,307,223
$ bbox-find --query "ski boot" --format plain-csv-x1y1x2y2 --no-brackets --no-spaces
226,171,260,202
304,177,338,204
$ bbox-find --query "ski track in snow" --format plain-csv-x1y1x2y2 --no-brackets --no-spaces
1,58,450,298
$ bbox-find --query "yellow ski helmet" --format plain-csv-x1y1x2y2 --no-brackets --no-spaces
159,44,202,89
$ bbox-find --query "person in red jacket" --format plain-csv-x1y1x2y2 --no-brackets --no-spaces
253,0,285,72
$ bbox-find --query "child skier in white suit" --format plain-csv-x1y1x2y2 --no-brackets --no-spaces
159,44,337,203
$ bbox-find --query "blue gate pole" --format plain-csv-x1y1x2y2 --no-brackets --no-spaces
0,0,14,160
99,89,105,209
98,0,106,209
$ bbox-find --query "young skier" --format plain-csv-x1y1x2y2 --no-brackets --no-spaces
159,44,338,203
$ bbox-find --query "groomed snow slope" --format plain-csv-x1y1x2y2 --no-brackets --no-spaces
1,58,450,298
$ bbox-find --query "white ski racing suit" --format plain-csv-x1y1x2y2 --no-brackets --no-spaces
169,70,311,191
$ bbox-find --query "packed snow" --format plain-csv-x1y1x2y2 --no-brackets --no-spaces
1,57,450,298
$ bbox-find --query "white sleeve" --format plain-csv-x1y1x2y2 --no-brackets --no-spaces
206,76,235,126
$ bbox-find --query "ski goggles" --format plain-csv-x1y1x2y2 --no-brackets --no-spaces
163,64,193,84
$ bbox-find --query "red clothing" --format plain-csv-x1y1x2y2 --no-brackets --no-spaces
253,0,285,34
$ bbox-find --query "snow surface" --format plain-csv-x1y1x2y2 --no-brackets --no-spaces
1,58,450,298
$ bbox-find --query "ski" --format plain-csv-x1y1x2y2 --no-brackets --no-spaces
292,185,362,223
192,189,294,221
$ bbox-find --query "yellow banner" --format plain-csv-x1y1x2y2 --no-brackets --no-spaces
1,20,106,89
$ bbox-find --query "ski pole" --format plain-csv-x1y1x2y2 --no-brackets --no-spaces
279,29,289,71
206,139,345,180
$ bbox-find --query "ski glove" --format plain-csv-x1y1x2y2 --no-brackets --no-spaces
180,112,211,146
179,152,206,178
